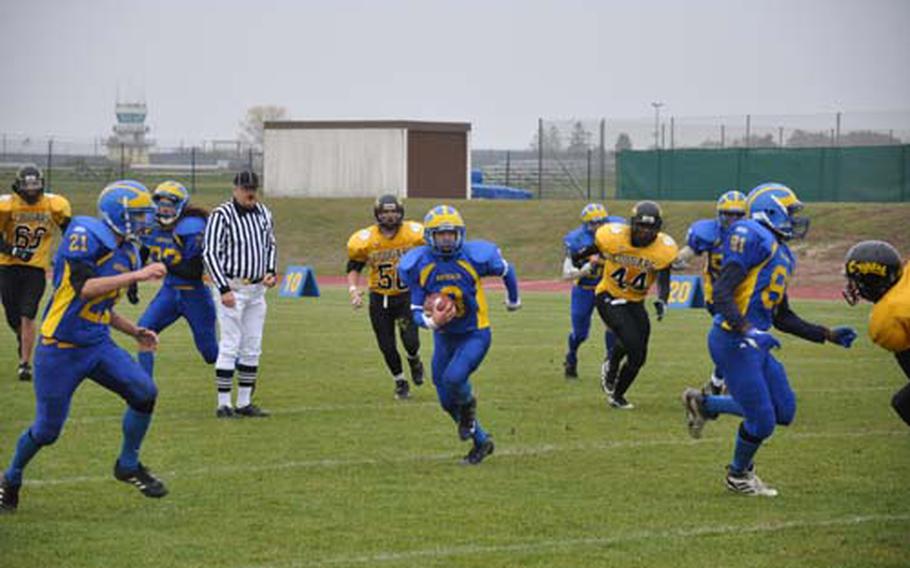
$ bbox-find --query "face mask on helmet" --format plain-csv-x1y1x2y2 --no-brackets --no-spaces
630,222,659,247
376,207,403,229
718,211,745,230
14,167,44,204
154,196,180,226
788,203,810,240
843,241,902,305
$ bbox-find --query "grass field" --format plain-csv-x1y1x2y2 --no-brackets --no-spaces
1,286,908,567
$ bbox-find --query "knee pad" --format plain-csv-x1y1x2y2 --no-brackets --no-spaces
129,381,158,414
201,343,219,365
30,423,61,447
746,413,776,440
776,401,797,426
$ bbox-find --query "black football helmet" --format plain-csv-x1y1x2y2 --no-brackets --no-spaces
630,200,663,247
12,164,45,204
374,194,404,230
843,240,903,305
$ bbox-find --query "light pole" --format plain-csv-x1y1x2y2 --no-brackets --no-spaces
651,102,664,149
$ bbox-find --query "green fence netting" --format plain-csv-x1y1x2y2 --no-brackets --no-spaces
617,145,910,202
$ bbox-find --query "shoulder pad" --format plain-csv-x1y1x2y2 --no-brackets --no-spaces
175,216,207,237
71,216,118,251
399,245,431,273
406,221,423,234
0,195,11,209
463,240,501,263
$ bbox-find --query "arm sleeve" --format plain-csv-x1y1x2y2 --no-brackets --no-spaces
203,211,230,293
712,262,749,332
346,260,366,273
167,256,205,280
656,268,671,303
772,294,828,343
570,244,599,267
561,255,592,281
68,260,96,297
895,349,910,379
501,259,520,304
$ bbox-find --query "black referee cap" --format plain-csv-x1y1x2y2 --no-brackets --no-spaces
233,170,259,189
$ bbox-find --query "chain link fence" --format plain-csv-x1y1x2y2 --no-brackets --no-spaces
474,110,910,199
0,134,262,195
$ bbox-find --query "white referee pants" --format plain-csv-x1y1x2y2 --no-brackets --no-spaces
214,282,268,370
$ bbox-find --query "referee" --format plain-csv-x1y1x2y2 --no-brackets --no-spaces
203,170,277,418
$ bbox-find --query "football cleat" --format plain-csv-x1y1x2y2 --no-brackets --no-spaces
458,398,478,440
408,357,425,387
0,475,21,513
114,461,168,498
394,379,411,400
215,406,235,418
462,439,495,465
682,388,708,439
234,404,270,417
17,363,32,382
725,465,778,497
563,358,578,379
607,394,634,410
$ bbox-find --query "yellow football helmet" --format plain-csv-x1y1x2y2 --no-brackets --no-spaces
716,190,747,229
423,205,465,255
153,181,190,226
580,203,609,232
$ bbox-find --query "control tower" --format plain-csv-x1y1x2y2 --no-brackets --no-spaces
106,100,153,165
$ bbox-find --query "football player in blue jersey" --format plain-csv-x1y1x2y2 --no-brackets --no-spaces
673,191,747,395
399,205,521,465
136,181,217,386
0,182,170,513
560,203,624,380
681,183,857,497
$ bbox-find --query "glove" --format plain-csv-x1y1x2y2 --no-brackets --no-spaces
827,326,857,348
127,282,140,305
505,298,522,312
10,246,34,262
742,328,781,352
653,300,666,322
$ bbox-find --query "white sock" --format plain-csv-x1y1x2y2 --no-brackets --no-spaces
393,373,405,383
710,374,724,387
218,391,232,408
237,386,253,408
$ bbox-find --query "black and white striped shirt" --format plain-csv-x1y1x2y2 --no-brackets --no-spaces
203,200,277,293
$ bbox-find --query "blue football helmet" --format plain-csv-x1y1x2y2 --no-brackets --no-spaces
424,205,466,256
580,203,609,233
152,181,190,226
716,190,747,229
746,182,809,240
98,182,154,240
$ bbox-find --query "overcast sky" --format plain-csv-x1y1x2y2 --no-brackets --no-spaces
2,0,908,148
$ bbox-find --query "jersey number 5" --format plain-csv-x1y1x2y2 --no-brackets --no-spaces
377,262,407,291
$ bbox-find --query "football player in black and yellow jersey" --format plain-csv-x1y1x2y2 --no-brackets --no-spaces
844,240,910,426
594,201,678,409
0,165,71,381
346,195,426,399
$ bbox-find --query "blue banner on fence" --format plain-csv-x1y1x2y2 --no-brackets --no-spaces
667,275,705,309
280,265,320,298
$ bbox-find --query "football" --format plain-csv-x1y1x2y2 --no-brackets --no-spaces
423,292,454,314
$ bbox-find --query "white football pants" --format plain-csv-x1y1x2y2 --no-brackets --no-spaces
214,282,267,370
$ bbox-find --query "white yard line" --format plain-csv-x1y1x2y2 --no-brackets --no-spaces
23,428,907,487
289,513,910,567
